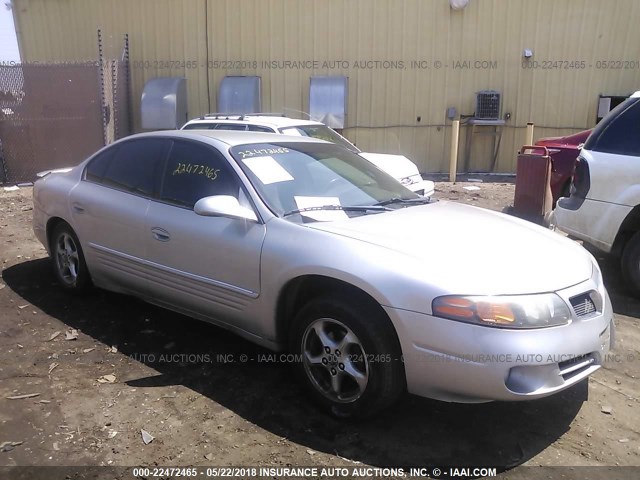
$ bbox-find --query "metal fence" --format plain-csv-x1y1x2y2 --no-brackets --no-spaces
0,59,130,183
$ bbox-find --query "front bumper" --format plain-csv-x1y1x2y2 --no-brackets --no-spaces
384,278,614,403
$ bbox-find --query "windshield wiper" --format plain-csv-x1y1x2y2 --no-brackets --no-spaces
375,196,433,207
283,204,391,218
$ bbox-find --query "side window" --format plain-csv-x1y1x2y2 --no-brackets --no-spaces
248,125,275,133
160,140,241,208
182,123,217,130
85,146,118,183
214,124,248,131
592,100,640,156
101,139,169,196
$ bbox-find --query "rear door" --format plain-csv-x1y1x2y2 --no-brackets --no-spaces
584,98,640,206
70,138,170,293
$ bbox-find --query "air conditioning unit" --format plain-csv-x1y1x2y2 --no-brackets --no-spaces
476,90,501,120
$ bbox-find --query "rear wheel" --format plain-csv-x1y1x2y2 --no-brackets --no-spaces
290,294,405,418
621,231,640,298
50,223,92,293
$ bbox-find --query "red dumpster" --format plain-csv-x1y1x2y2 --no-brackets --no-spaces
513,146,553,224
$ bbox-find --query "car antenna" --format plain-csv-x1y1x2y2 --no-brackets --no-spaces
283,107,312,119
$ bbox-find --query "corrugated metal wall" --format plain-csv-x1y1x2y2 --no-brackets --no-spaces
12,0,640,172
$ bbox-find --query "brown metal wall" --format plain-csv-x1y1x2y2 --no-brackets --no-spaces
12,0,640,173
0,65,104,182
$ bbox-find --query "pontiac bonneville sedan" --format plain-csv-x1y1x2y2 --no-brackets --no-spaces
33,130,614,417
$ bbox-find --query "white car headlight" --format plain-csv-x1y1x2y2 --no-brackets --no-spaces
432,293,572,329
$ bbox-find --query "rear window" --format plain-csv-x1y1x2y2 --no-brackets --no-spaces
84,139,169,197
102,139,169,195
85,146,118,183
585,97,640,156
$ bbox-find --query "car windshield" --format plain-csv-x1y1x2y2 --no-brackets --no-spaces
279,125,360,153
230,142,422,222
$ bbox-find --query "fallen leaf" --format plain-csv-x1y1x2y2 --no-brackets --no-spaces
306,449,317,456
97,374,117,384
48,363,59,374
0,441,22,452
17,344,23,349
141,429,154,445
6,393,40,400
65,329,79,341
47,331,61,342
108,430,118,439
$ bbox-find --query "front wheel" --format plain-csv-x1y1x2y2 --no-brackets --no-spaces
622,231,640,298
290,294,405,418
50,223,92,293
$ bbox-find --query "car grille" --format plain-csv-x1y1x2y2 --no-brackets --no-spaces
558,353,596,381
569,291,598,318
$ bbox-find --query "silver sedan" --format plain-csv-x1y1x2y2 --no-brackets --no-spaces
33,130,614,417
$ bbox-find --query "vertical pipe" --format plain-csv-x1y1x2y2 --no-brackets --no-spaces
449,120,460,182
525,122,535,146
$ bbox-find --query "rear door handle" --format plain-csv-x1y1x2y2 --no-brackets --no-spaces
151,227,170,242
72,203,85,214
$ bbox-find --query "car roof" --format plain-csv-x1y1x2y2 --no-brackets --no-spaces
121,129,332,148
183,114,324,129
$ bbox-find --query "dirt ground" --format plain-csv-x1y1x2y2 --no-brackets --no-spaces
0,179,639,479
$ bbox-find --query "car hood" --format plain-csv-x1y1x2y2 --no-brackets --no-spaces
358,152,420,179
308,201,593,295
536,129,591,147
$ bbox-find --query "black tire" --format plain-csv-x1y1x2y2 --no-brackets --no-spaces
50,222,92,293
289,293,405,418
621,231,640,298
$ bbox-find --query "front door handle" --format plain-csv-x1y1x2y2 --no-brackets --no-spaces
151,227,170,242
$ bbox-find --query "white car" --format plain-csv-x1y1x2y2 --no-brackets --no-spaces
182,114,435,197
554,91,640,295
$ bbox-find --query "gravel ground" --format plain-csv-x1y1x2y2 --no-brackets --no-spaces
0,180,638,480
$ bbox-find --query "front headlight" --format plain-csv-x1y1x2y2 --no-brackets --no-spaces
432,293,571,329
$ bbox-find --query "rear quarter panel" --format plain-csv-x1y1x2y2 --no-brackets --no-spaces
33,169,81,253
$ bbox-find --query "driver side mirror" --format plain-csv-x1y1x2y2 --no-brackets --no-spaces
194,195,258,222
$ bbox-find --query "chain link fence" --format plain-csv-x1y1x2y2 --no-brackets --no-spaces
0,59,130,184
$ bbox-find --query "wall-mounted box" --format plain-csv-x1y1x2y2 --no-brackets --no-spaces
309,76,348,129
218,76,261,114
141,77,187,129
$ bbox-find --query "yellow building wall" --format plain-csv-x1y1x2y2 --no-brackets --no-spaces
12,0,640,172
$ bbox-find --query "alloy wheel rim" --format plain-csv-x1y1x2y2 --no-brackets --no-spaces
54,233,79,285
301,318,369,403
